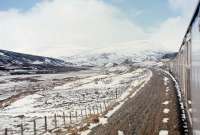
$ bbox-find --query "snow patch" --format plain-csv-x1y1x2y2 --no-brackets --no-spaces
43,132,52,135
163,77,169,86
163,108,170,114
106,101,124,118
89,123,100,129
45,58,51,63
118,130,125,135
162,101,169,105
188,100,192,105
162,118,169,123
159,130,168,135
0,52,6,56
1,94,43,116
81,129,91,135
166,88,169,92
32,60,44,64
99,117,108,125
189,108,192,113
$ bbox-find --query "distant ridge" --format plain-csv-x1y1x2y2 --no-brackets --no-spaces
62,40,171,66
0,49,84,75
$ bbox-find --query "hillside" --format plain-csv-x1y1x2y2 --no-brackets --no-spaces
0,49,84,75
62,40,170,66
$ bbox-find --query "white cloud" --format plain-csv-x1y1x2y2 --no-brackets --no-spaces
0,0,146,57
150,0,198,51
150,16,188,51
0,0,198,57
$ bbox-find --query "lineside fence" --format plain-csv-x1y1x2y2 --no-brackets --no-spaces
2,91,120,135
1,72,147,135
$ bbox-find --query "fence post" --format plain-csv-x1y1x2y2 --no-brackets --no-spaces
85,107,87,118
20,124,24,135
93,106,95,114
100,103,103,113
63,112,66,126
33,119,36,135
5,128,7,135
115,89,118,99
69,112,72,123
80,109,83,117
44,116,47,132
103,101,107,111
54,114,57,128
75,110,78,122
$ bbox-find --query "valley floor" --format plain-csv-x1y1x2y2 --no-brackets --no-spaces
0,66,184,135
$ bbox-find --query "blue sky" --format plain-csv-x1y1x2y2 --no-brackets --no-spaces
0,0,40,11
0,0,197,57
104,0,180,28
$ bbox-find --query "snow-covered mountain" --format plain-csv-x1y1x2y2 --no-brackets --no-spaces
0,40,175,75
0,49,83,75
62,40,170,66
63,52,163,66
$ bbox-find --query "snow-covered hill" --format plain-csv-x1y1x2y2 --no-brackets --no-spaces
0,41,175,75
62,40,169,66
0,49,83,75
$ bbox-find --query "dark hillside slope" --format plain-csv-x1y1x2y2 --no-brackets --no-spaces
0,49,84,75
